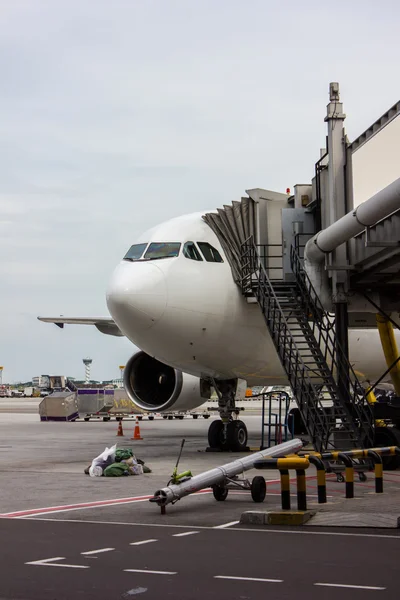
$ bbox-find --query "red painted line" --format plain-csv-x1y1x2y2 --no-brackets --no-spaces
0,489,215,519
0,472,346,520
0,495,153,518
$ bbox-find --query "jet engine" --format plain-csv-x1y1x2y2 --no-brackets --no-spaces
123,351,211,413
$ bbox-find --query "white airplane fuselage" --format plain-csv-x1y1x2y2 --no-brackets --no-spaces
106,212,396,387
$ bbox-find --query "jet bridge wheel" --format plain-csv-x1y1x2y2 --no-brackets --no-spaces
251,476,266,503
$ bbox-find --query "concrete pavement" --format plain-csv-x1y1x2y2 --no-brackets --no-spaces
1,518,399,600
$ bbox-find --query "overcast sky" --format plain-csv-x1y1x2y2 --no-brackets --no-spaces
1,0,399,383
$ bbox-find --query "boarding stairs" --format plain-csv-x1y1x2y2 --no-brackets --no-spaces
241,238,374,452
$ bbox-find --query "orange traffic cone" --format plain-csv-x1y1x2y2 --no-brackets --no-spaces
131,416,143,440
116,421,124,437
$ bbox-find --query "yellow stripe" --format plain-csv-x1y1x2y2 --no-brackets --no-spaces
376,314,400,395
345,467,354,483
280,473,290,491
277,458,310,470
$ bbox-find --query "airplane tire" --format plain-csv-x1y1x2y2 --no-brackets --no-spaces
226,420,248,452
374,426,400,470
251,476,266,503
287,408,307,435
212,484,228,501
208,420,226,449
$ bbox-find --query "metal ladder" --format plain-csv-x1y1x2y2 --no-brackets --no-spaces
241,238,374,452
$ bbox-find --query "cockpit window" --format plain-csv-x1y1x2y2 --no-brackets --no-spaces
197,242,223,263
144,242,181,260
183,242,203,261
123,243,147,261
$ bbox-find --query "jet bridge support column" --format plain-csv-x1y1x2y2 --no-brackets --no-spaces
335,299,350,404
325,83,351,407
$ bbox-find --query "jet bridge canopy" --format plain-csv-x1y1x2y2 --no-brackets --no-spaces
202,189,290,282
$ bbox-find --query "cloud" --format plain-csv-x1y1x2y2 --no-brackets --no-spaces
1,0,399,382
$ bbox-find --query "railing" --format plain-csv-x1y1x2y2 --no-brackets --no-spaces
290,244,374,446
241,237,374,450
242,240,333,450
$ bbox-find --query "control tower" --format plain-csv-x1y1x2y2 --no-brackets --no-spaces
82,358,92,384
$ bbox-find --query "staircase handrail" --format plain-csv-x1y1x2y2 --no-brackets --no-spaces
241,237,341,448
241,236,374,449
290,245,374,436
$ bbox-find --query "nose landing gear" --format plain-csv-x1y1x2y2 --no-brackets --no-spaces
207,419,248,452
207,378,249,452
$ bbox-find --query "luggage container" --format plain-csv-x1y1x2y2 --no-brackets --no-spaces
39,392,79,422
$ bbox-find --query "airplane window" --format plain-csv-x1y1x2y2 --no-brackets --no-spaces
123,243,148,261
197,242,224,263
183,242,203,261
144,242,181,260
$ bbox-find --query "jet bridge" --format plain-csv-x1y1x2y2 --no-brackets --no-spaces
203,83,400,456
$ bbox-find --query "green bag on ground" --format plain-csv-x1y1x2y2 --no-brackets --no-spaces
104,462,130,477
115,448,134,462
114,448,152,472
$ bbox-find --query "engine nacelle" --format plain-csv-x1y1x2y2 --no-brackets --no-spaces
123,351,211,413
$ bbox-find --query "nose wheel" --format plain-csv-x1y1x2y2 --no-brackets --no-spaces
207,419,248,452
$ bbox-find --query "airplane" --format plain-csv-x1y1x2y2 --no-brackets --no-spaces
39,209,400,452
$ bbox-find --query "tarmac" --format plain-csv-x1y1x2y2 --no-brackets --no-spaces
1,400,400,528
2,400,400,600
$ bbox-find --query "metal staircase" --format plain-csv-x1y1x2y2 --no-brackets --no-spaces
241,238,374,452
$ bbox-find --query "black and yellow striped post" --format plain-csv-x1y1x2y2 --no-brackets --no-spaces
338,453,354,499
296,469,307,510
307,455,327,504
321,451,355,499
254,457,310,511
368,450,383,493
280,468,291,510
338,447,384,494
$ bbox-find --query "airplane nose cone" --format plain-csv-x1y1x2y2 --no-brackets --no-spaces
106,262,167,332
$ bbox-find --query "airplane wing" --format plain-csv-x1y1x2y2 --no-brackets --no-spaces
37,317,124,337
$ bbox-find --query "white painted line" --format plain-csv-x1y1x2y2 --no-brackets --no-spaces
26,556,64,564
172,531,199,537
81,548,115,555
315,583,385,591
20,518,400,540
124,569,177,575
215,575,282,583
25,557,89,569
213,521,240,529
130,539,158,546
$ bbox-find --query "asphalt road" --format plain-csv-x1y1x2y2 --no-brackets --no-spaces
1,518,399,600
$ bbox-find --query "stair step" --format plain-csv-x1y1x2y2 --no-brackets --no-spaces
242,250,373,451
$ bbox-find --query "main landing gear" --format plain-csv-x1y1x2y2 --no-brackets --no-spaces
207,378,248,452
